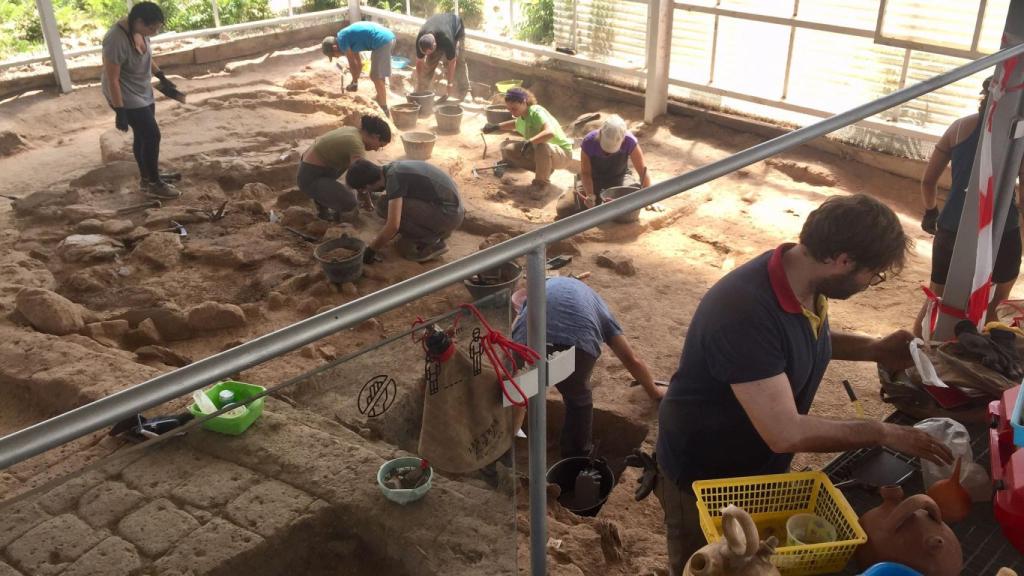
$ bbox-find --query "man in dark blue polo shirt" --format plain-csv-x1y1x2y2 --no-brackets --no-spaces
655,194,953,575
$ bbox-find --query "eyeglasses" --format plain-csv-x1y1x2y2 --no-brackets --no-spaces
869,271,887,287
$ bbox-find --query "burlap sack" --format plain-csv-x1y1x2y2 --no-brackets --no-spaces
418,347,524,474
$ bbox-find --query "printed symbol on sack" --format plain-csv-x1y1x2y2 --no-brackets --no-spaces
425,358,440,395
470,327,483,375
358,374,396,417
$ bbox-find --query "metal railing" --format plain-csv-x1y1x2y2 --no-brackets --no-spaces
3,31,1024,576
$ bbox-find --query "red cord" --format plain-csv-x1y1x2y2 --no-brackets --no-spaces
459,303,539,407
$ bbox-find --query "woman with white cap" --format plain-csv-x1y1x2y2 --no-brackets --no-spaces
557,114,652,219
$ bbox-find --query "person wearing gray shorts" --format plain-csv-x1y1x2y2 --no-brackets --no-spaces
322,21,396,117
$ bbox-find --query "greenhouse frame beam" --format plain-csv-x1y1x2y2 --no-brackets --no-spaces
34,0,72,93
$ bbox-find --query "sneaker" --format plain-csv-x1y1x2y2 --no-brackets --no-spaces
410,239,448,263
158,171,181,182
144,179,181,199
345,81,358,92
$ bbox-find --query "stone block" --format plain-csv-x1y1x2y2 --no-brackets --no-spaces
0,500,50,549
186,302,246,331
170,461,260,509
60,536,141,576
0,560,22,576
120,445,214,498
39,470,105,516
117,498,200,558
6,514,102,576
151,518,262,576
225,480,315,538
77,481,146,528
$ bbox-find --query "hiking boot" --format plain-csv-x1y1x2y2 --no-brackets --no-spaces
401,237,446,262
144,179,181,199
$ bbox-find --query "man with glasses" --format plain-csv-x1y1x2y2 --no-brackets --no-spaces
654,194,953,575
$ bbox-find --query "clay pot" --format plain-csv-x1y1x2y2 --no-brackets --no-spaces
926,457,972,523
683,505,780,576
855,485,963,576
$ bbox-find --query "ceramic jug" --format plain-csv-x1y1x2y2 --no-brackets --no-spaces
855,485,962,576
683,505,780,576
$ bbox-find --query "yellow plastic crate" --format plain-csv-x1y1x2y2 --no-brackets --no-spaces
692,471,866,576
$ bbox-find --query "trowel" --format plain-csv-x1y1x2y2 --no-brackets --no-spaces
472,161,509,178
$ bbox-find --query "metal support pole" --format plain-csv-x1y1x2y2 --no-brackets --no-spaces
526,246,548,576
933,0,1024,339
405,0,411,16
288,0,294,17
644,0,673,122
34,0,72,94
349,0,361,23
709,1,720,85
211,0,221,28
781,0,798,100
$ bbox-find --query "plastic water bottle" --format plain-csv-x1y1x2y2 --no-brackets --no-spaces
218,389,235,408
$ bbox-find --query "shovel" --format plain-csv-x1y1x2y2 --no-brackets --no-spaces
472,161,509,178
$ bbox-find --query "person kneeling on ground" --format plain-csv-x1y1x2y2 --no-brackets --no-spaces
655,194,953,575
511,277,663,458
297,116,391,222
557,114,652,219
321,20,396,116
483,87,573,193
345,159,464,263
415,13,468,100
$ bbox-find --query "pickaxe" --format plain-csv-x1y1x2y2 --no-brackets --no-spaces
472,161,509,178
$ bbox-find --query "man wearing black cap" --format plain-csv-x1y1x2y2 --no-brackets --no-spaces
415,13,468,101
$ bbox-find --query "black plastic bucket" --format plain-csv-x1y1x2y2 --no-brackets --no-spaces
463,262,522,308
546,456,615,517
314,236,365,283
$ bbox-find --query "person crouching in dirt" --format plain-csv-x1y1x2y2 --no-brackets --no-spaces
101,1,180,199
345,159,464,263
415,13,469,101
556,114,652,220
654,194,953,575
297,116,392,222
914,77,1024,337
322,20,396,117
510,277,663,458
482,87,573,193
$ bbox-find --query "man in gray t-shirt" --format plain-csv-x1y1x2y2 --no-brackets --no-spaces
101,1,179,199
345,159,465,263
511,277,662,457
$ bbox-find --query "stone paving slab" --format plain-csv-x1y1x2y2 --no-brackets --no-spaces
0,501,50,549
116,498,200,558
0,560,23,576
151,518,263,576
6,514,104,576
60,536,142,576
170,460,260,509
77,481,146,529
39,470,105,516
225,479,316,538
120,443,216,498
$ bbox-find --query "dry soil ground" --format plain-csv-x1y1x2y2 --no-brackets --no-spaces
0,43,1010,575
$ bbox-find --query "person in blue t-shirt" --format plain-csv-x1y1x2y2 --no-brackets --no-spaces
511,277,661,458
322,20,396,116
655,194,952,575
915,77,1024,336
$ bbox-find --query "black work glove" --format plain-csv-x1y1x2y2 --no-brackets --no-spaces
921,207,939,235
519,140,533,156
154,70,187,103
114,107,129,132
363,246,382,264
482,123,500,134
623,449,658,501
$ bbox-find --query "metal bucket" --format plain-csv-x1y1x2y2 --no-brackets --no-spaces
407,91,435,118
546,456,615,517
435,105,464,134
391,103,420,130
401,131,437,160
485,105,513,125
463,261,521,308
313,236,365,283
600,185,642,223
